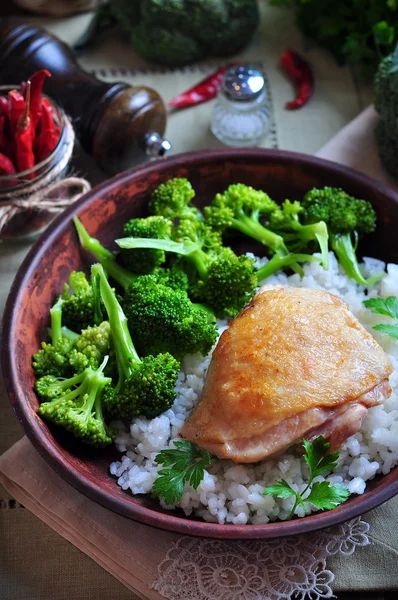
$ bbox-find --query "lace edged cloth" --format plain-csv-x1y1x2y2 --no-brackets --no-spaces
153,518,370,600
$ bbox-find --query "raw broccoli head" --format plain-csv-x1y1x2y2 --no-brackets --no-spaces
92,264,180,422
106,0,259,66
124,274,218,360
61,271,96,332
119,215,172,274
149,178,201,221
302,187,377,235
36,357,115,447
375,118,398,179
374,48,398,138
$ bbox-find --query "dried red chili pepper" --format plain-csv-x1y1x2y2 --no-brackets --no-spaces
27,69,51,131
34,97,60,162
0,115,13,159
280,49,313,110
8,89,25,135
0,151,16,175
15,81,35,173
0,96,9,117
168,63,237,109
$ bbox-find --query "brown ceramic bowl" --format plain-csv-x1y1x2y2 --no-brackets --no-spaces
3,149,398,539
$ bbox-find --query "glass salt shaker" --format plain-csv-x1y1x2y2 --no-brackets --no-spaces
211,64,270,147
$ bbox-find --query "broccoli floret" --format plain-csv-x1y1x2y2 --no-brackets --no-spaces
119,216,172,274
36,356,115,447
204,184,289,255
268,199,329,268
124,274,218,360
92,264,180,420
375,119,398,179
148,178,202,221
117,218,258,318
61,271,97,331
68,321,111,373
302,187,383,285
32,297,74,378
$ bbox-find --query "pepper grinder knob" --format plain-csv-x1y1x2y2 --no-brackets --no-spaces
145,133,172,158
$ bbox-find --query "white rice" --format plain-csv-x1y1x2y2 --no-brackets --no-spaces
110,252,398,524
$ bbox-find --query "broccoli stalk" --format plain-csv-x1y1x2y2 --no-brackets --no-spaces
74,216,136,290
32,297,75,378
256,253,322,282
204,184,288,255
92,264,180,420
302,187,384,285
268,200,329,268
36,356,115,447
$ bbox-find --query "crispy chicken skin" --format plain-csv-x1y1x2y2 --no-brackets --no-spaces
181,285,393,462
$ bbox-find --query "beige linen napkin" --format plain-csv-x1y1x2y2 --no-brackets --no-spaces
1,106,398,599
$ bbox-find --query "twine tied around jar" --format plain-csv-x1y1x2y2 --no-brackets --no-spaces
0,118,91,236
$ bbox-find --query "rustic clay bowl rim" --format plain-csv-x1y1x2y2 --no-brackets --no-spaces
3,148,398,540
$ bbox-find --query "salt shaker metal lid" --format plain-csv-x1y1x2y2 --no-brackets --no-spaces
221,65,265,102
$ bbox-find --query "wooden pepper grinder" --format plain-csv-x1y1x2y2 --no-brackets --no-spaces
0,18,171,176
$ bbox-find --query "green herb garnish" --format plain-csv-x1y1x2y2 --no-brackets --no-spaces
263,436,350,519
153,441,212,505
363,296,398,339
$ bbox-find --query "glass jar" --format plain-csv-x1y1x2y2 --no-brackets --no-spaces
0,87,74,242
211,65,270,147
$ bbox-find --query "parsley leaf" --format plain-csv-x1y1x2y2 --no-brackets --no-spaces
303,436,339,479
152,441,211,505
263,436,350,519
306,481,350,510
363,296,398,339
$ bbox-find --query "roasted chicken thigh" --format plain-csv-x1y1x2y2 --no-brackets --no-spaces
181,285,393,462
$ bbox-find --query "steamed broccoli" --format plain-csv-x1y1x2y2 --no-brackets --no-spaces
124,274,218,360
92,264,180,420
268,199,329,268
149,178,202,221
80,0,259,67
204,184,287,255
256,253,322,283
32,297,74,378
36,356,115,447
119,216,172,274
117,217,258,318
75,217,217,356
68,321,111,373
302,187,383,285
61,271,96,331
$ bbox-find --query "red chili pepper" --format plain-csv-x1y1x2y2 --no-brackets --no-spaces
280,49,313,110
15,81,35,174
0,96,9,117
8,89,25,135
27,69,51,131
0,151,16,175
34,97,60,162
0,115,13,159
168,63,237,109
